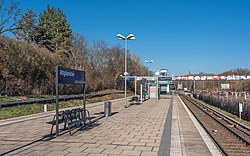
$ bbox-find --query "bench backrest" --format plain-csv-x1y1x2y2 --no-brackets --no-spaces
76,108,84,119
71,109,77,120
64,109,77,122
63,108,90,123
58,111,65,120
132,96,139,101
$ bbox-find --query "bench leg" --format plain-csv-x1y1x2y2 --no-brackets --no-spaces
50,125,54,135
68,124,72,136
49,115,57,135
80,121,85,130
63,122,67,130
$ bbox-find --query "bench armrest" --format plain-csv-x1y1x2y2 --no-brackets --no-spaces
81,109,91,118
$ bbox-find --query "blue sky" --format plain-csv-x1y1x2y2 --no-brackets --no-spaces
17,0,250,75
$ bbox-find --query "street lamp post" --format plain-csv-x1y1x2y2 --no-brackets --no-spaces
117,33,135,108
145,60,153,99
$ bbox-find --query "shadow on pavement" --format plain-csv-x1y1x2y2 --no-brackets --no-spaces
0,112,117,155
94,111,119,116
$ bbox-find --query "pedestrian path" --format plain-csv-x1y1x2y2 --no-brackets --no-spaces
0,95,221,156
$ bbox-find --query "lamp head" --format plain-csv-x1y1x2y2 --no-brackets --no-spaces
117,34,126,40
145,60,154,63
127,34,135,40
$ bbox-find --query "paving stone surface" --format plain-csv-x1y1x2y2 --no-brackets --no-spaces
0,97,170,156
0,95,219,156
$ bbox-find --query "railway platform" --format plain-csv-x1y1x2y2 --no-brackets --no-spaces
0,95,221,156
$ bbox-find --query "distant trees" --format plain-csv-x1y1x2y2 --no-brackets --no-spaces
0,2,148,96
220,68,249,76
220,68,250,92
0,34,147,95
177,68,250,92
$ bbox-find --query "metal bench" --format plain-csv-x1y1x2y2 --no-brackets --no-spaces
47,108,95,135
46,111,66,135
128,96,141,104
63,108,96,135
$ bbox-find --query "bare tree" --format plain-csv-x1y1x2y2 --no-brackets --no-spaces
13,9,37,41
69,33,88,69
0,0,21,34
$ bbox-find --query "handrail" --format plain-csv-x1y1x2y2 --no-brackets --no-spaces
0,92,125,107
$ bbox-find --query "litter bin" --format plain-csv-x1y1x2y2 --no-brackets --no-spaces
104,101,112,117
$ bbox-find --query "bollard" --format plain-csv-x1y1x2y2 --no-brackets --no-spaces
104,101,112,117
44,104,48,112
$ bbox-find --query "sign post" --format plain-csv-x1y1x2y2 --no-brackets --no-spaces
55,66,59,137
55,66,85,137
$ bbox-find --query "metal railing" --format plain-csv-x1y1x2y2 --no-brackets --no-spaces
0,92,124,107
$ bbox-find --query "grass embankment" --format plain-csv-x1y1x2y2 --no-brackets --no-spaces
0,91,133,120
196,99,250,127
0,97,18,101
0,95,51,102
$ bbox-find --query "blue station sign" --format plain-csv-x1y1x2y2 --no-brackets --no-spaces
57,66,85,84
158,77,172,81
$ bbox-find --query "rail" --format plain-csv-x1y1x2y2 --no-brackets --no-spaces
0,92,124,107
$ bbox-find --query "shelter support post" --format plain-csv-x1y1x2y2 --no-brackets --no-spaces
134,80,137,96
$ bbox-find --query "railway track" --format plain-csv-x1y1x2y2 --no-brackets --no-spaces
179,94,250,156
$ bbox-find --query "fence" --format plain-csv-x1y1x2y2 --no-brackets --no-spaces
195,94,250,121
